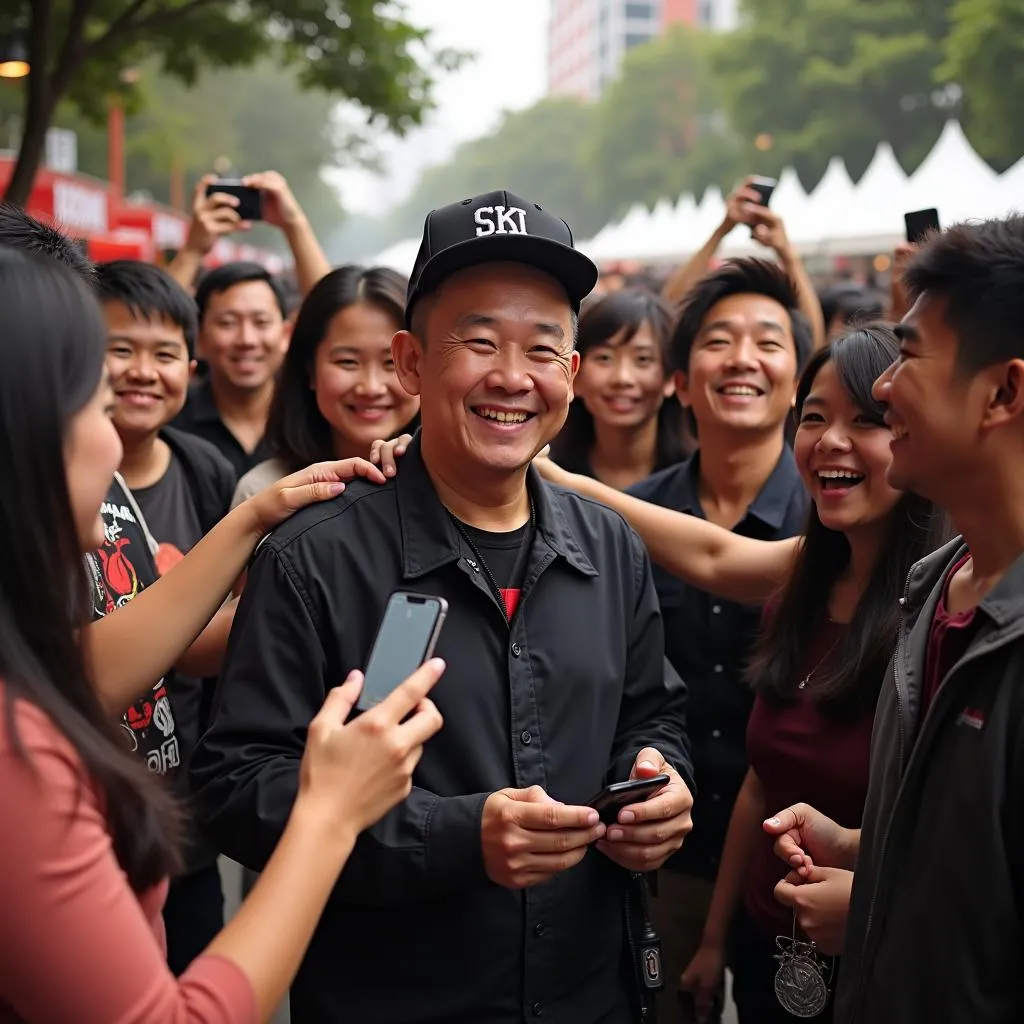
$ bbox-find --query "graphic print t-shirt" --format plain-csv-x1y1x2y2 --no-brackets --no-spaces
459,521,534,619
83,476,180,777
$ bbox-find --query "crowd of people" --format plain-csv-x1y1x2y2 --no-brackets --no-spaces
0,164,1023,1024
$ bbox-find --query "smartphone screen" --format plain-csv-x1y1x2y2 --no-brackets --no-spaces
748,175,777,207
205,180,263,221
904,208,940,244
358,592,448,710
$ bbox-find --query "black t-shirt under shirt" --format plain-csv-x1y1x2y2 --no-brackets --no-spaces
458,521,533,619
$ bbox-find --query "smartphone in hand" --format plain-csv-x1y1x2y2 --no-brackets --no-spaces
587,775,671,825
357,592,448,712
206,179,263,221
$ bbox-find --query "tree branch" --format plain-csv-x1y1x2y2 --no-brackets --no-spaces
48,0,96,97
83,0,226,58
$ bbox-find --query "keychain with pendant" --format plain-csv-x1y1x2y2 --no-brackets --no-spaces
773,909,833,1017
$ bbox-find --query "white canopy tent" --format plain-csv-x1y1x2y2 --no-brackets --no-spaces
365,121,1024,271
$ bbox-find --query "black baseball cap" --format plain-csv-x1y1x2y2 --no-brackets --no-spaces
404,189,599,329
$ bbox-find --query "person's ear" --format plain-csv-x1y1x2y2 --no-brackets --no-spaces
188,359,198,382
673,369,691,408
392,331,425,398
981,358,1024,431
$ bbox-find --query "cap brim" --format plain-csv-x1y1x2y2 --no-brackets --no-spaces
406,234,599,327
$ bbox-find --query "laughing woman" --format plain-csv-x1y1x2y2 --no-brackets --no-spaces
549,288,692,490
233,264,420,505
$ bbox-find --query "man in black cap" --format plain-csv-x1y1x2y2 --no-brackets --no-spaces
193,190,693,1023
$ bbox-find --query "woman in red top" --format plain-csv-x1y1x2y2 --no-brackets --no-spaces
517,324,949,1021
0,247,444,1023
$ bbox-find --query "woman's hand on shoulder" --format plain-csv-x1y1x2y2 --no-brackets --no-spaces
243,458,387,536
369,434,415,478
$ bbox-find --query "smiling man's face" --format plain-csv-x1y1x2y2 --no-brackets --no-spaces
676,292,799,437
393,262,580,479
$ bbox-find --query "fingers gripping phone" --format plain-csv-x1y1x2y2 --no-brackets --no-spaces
587,775,671,825
904,207,940,244
356,592,448,712
205,179,263,221
748,175,777,207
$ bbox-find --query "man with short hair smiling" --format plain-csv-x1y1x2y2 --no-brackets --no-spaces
768,215,1024,1023
194,190,693,1023
627,260,810,1022
95,260,238,974
173,261,291,477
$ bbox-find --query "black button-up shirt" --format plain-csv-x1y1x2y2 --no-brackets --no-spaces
192,434,691,1024
171,377,272,478
627,447,807,880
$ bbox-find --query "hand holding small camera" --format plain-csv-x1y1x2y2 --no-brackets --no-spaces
187,173,248,255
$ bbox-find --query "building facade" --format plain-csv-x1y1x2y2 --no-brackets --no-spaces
547,0,737,100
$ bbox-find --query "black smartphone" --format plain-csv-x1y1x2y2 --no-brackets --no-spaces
748,175,777,207
357,592,448,712
205,179,263,221
904,207,940,244
587,774,671,825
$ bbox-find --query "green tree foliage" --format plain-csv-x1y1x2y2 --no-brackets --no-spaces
940,0,1024,168
586,24,742,215
391,98,603,240
0,0,461,204
712,0,955,186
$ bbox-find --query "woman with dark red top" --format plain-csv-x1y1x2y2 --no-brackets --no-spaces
514,325,949,1021
0,249,444,1023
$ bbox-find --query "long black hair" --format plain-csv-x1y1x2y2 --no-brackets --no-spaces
0,248,179,891
747,323,950,716
265,264,419,472
552,288,692,475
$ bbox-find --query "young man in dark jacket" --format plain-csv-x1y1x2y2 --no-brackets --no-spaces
767,215,1024,1023
94,260,238,974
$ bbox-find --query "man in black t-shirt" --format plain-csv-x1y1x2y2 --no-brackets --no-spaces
94,260,237,975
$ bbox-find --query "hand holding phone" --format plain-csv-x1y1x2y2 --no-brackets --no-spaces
747,175,777,208
205,179,263,221
588,774,671,825
357,592,448,712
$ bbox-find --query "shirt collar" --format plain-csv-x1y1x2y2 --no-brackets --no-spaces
394,432,597,580
671,445,803,528
188,378,224,426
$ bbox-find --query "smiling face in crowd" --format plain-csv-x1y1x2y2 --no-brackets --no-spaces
678,292,799,435
874,293,985,502
574,321,673,433
102,301,196,442
795,358,902,537
311,301,419,460
394,261,580,480
200,280,288,393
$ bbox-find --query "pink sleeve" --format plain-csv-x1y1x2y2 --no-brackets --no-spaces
0,699,258,1024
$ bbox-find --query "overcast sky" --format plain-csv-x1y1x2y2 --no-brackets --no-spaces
326,0,550,211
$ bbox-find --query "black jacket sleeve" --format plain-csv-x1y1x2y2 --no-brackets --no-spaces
607,531,694,792
190,542,489,905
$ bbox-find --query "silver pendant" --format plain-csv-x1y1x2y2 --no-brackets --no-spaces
774,912,832,1017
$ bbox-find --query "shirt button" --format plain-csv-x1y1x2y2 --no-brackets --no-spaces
714,664,723,673
521,730,532,745
712,792,721,802
712,604,722,614
511,642,522,657
532,1002,543,1017
534,922,546,937
711,729,721,739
